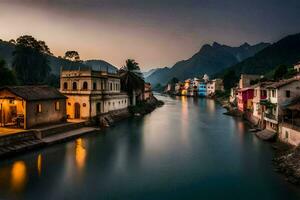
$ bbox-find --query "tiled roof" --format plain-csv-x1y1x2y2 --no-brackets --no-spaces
267,78,299,89
0,85,67,101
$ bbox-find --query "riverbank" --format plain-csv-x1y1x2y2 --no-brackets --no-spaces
217,95,300,186
0,96,164,159
273,142,300,185
129,96,164,116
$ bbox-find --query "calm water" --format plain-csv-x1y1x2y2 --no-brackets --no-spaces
1,95,300,200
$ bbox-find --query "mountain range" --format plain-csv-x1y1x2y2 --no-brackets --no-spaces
145,42,269,85
0,40,118,75
217,33,300,78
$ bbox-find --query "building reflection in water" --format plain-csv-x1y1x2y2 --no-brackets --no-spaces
10,161,27,192
37,154,42,177
181,96,189,145
206,99,216,114
75,138,87,171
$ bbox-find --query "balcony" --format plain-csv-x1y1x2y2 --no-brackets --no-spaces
264,113,278,124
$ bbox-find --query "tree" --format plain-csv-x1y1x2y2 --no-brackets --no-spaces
12,35,51,85
64,51,80,62
119,59,145,105
9,39,16,44
273,65,288,80
0,58,16,86
223,69,238,91
120,59,144,79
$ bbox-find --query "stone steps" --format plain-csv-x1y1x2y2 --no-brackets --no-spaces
34,122,87,138
42,127,99,145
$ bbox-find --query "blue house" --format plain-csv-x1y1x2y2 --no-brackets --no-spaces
198,82,207,97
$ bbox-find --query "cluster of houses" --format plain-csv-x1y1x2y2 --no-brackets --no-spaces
0,66,152,130
230,63,300,146
166,74,224,97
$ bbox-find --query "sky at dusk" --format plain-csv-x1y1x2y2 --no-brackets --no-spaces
0,0,300,70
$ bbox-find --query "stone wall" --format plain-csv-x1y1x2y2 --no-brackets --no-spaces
26,99,66,128
279,123,300,146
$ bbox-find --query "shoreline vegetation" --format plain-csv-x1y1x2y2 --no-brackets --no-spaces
214,93,300,185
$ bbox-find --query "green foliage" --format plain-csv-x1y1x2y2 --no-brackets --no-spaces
123,59,140,71
168,77,179,84
12,35,51,85
222,69,238,91
119,59,145,97
273,65,288,80
64,51,80,62
152,83,164,92
0,58,16,86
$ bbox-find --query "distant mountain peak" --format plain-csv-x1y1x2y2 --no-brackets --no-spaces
212,42,222,48
240,42,250,48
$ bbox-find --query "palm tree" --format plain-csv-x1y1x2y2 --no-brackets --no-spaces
119,59,145,106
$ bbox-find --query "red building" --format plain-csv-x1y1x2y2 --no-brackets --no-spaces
237,87,254,112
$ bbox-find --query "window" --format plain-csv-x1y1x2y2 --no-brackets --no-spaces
93,82,97,90
110,83,113,91
55,101,60,111
36,104,42,113
63,82,68,90
286,90,291,98
83,81,88,90
285,131,289,139
73,82,77,90
271,90,276,98
9,100,15,104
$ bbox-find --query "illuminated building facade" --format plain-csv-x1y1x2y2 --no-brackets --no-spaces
0,86,67,129
60,66,129,120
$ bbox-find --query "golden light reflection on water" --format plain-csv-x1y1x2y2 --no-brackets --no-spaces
10,161,26,192
181,96,189,144
37,154,42,177
75,138,87,170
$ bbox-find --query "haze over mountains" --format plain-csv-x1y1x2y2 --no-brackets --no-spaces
145,42,269,85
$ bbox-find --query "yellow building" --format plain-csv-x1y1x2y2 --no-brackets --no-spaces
60,66,129,120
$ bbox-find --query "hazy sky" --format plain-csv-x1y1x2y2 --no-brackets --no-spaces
0,0,300,70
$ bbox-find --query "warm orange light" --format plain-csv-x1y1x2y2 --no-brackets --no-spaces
37,154,42,177
11,161,26,191
75,138,86,170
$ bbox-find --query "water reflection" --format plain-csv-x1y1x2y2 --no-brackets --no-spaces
75,138,87,170
10,161,27,192
37,154,42,177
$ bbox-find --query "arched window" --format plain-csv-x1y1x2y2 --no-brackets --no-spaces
83,81,88,90
110,83,113,91
73,82,77,90
63,82,68,90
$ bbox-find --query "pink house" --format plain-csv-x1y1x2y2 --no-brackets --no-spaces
237,87,254,112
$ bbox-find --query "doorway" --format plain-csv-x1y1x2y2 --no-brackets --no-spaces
74,103,81,119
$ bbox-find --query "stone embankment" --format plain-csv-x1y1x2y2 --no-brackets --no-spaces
0,122,98,159
219,97,300,185
273,143,300,185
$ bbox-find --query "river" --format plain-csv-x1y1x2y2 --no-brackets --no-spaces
0,95,300,200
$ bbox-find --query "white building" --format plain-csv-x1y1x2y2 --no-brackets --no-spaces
60,66,129,120
264,78,300,132
206,79,224,96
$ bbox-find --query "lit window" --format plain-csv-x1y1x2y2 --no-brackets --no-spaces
55,101,60,111
9,100,15,104
36,104,42,113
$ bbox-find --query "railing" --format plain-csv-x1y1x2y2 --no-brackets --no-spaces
264,113,277,121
